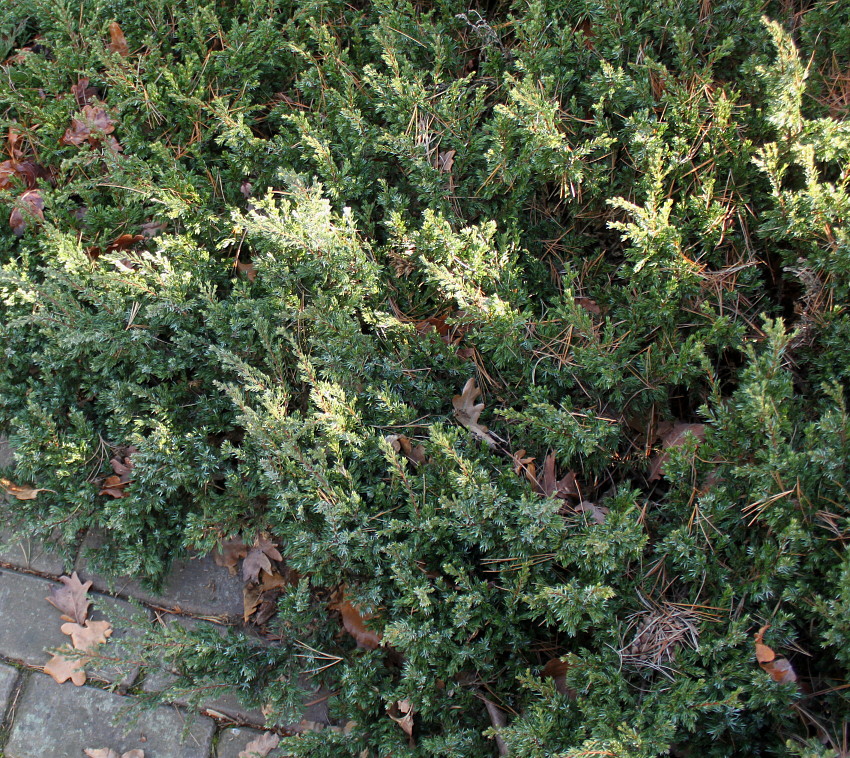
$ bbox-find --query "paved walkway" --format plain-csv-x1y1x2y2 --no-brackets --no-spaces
0,438,325,757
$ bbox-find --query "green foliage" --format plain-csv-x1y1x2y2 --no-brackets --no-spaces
1,1,849,755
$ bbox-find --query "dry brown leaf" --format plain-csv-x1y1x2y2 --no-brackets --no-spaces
71,77,97,107
242,535,283,583
511,449,537,486
537,453,579,499
541,657,577,698
47,572,93,624
754,624,798,684
61,106,116,147
388,699,415,743
386,434,426,466
9,189,44,236
452,378,502,448
60,619,113,651
575,296,601,315
108,22,130,56
648,423,706,481
213,535,248,575
575,501,608,525
437,149,455,173
236,261,257,281
141,220,167,238
44,650,88,686
99,447,136,498
330,593,382,650
238,731,280,758
105,233,144,253
0,478,50,500
243,583,264,623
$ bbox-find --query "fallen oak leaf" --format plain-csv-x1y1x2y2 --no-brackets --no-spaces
44,649,88,686
108,22,130,56
388,699,415,744
213,535,248,575
754,624,798,684
98,475,128,498
236,260,257,281
511,449,537,486
9,189,44,236
0,478,52,500
242,535,283,583
71,77,97,107
60,106,115,147
575,501,608,525
452,378,502,448
243,583,263,623
60,619,113,651
238,731,280,758
537,453,579,499
648,422,706,481
386,434,426,466
330,592,383,650
46,572,93,624
541,657,577,699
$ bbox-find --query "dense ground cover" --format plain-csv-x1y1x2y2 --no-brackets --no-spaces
1,0,849,754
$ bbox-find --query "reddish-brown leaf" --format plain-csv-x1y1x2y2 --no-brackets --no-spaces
330,594,382,650
386,434,426,466
575,501,608,525
108,22,130,56
648,423,706,481
71,77,97,107
236,261,257,281
537,453,579,499
541,657,577,698
754,624,798,683
105,233,144,253
9,189,44,236
61,106,115,147
213,535,248,575
1,477,49,501
46,572,93,624
388,699,415,743
242,535,283,583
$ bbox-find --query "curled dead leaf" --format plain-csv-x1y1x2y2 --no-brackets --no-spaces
46,572,93,624
236,261,257,281
71,77,97,107
575,501,608,525
452,378,502,448
386,434,426,466
330,592,382,650
61,106,116,148
754,624,798,684
542,657,577,698
213,535,248,575
9,189,44,236
242,535,283,583
1,478,50,501
108,22,130,56
538,453,579,499
648,422,706,481
388,699,415,744
238,731,279,758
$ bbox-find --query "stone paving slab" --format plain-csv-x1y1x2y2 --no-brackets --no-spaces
0,661,19,717
0,569,148,686
4,672,215,758
215,726,271,758
0,435,13,469
0,529,72,575
76,532,244,618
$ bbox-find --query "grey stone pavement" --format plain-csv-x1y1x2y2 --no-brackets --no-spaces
0,437,330,758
